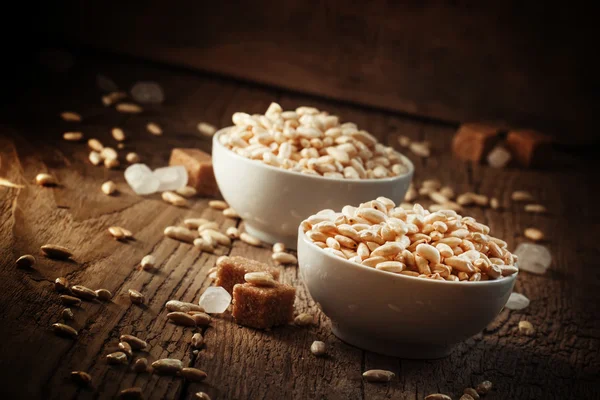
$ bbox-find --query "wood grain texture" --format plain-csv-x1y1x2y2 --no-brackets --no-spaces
41,1,597,142
0,51,598,400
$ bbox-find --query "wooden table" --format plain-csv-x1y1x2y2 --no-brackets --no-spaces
0,50,598,400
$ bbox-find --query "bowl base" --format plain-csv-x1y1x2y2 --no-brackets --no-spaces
331,324,454,359
244,223,298,250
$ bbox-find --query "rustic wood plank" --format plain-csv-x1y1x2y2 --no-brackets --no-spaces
0,50,598,400
45,2,596,142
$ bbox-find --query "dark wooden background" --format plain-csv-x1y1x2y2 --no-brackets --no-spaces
29,1,597,143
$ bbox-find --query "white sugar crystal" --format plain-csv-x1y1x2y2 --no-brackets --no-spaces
515,243,552,274
153,166,188,192
131,81,165,104
505,292,530,310
125,164,160,195
199,287,231,314
487,146,512,168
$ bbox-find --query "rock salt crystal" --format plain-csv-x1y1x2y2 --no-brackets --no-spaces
198,287,231,314
153,166,188,192
125,164,160,195
505,292,530,310
487,146,512,168
131,81,164,104
514,243,552,274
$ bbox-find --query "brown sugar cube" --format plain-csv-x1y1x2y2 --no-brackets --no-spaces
169,148,220,197
452,123,502,162
232,283,296,329
216,256,280,294
506,129,553,167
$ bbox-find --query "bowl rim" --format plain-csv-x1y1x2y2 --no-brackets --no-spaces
213,127,414,183
297,227,518,287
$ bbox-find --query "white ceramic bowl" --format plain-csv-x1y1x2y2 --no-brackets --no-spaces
297,228,517,359
212,128,414,248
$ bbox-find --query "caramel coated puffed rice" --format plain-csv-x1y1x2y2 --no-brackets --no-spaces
302,198,518,282
219,103,409,179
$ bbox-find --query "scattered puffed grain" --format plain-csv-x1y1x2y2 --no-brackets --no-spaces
41,244,72,259
109,226,128,240
524,204,547,213
62,308,74,321
226,226,240,239
464,388,480,400
294,313,314,326
272,242,286,253
35,173,57,186
184,218,209,229
362,369,395,382
476,380,493,395
223,207,239,218
208,200,228,210
197,122,217,137
272,252,297,265
164,226,196,243
118,387,143,399
198,222,219,232
101,180,117,195
119,341,133,358
490,197,500,210
244,271,277,287
181,367,207,382
193,238,215,253
310,340,326,356
70,371,92,386
191,333,204,348
424,394,452,400
61,111,82,122
88,138,104,152
140,255,156,271
106,351,128,365
120,334,147,350
128,289,144,305
152,359,183,375
162,191,188,207
167,311,197,326
60,295,81,306
95,289,113,301
104,157,119,169
524,227,544,241
398,135,411,147
166,300,204,313
126,152,140,164
511,190,534,202
176,186,197,198
116,103,143,113
409,142,430,157
190,312,211,327
89,151,102,165
71,285,98,301
16,254,35,269
147,122,162,136
240,232,261,246
112,127,126,141
63,132,83,141
52,323,78,338
132,358,148,373
518,320,535,335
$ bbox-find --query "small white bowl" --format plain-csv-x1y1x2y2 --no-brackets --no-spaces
297,228,517,359
212,128,414,248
